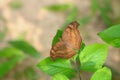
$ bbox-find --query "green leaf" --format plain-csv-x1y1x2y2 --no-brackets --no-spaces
14,67,39,80
24,67,39,80
0,20,7,41
9,40,40,58
91,67,112,80
91,0,98,14
0,33,5,41
78,16,92,26
52,7,78,45
61,7,78,30
0,47,23,58
103,0,112,13
45,4,72,12
10,0,22,9
53,74,69,80
0,56,23,79
91,0,112,26
37,57,75,78
98,6,112,26
52,30,63,46
98,24,120,48
80,44,108,72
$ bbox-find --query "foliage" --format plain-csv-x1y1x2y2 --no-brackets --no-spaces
37,57,75,78
10,0,22,9
91,0,112,26
15,67,39,80
91,67,111,80
53,74,69,80
37,22,112,79
44,4,72,12
44,4,91,30
9,40,40,58
0,47,23,58
98,24,120,48
80,44,108,72
0,56,23,79
2,0,120,79
52,30,63,46
0,39,40,79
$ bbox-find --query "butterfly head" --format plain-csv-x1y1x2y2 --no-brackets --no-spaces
68,21,79,30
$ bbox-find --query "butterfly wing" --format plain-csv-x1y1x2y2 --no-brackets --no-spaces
62,21,82,50
50,39,75,60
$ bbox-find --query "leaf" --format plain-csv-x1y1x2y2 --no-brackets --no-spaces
91,0,98,14
61,7,78,30
52,7,78,45
37,57,75,78
0,32,5,41
91,0,112,26
91,67,112,80
78,16,92,26
98,6,112,26
98,24,120,48
14,67,39,80
0,20,7,41
52,30,63,46
79,44,108,72
0,56,23,79
17,32,26,40
45,4,72,12
103,0,112,13
53,74,69,80
10,0,22,9
24,67,39,80
0,47,23,58
9,40,40,58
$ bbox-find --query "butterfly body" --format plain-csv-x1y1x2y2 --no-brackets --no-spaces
50,21,82,60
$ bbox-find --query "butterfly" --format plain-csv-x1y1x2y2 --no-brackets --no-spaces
50,21,82,60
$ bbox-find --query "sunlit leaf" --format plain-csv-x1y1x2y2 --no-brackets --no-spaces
91,67,111,80
37,57,75,78
53,74,69,80
80,44,108,72
9,40,40,58
0,47,23,58
45,4,72,12
98,24,120,48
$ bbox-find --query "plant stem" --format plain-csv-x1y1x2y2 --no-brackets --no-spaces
76,56,81,80
70,55,81,80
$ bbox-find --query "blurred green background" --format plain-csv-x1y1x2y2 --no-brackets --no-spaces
0,0,120,80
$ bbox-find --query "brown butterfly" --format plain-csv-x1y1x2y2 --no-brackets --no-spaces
50,21,82,60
